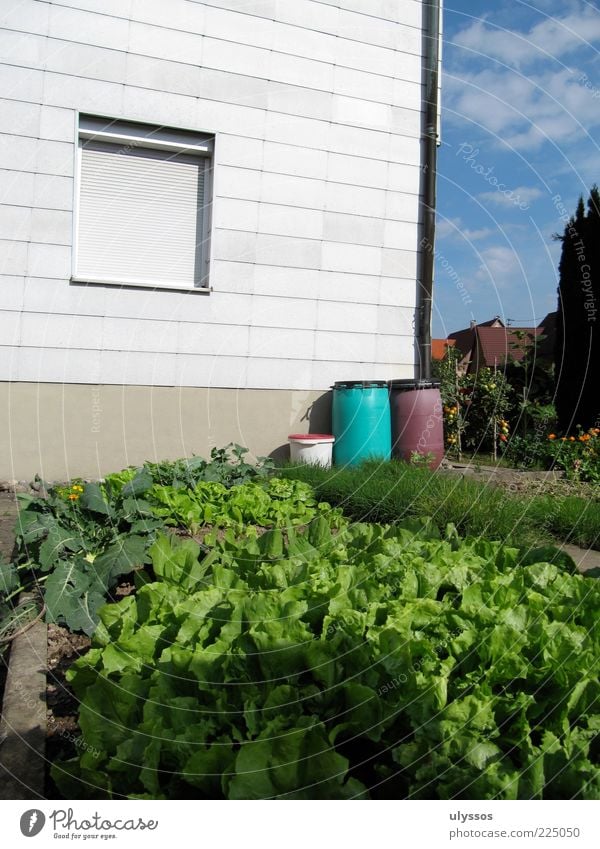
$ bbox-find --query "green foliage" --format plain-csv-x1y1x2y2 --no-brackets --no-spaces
434,353,512,455
53,524,600,799
127,444,275,489
461,368,513,453
14,483,156,635
503,426,600,483
501,433,550,470
555,186,600,432
280,460,600,551
146,478,343,535
12,446,278,634
545,428,600,483
504,330,555,437
408,451,436,469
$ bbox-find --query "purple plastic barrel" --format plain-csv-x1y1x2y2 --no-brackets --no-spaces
389,379,444,470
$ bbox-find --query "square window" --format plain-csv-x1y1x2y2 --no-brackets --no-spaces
74,115,213,290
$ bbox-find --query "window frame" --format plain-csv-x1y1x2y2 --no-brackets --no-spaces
72,114,214,292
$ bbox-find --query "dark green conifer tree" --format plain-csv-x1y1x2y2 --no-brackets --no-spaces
555,186,600,432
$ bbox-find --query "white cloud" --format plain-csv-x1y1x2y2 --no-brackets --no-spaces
475,245,522,288
445,63,600,151
462,226,495,240
436,216,493,243
479,186,544,206
452,6,600,69
443,3,600,152
436,216,463,239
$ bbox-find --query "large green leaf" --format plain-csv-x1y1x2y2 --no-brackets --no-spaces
79,482,113,516
121,467,153,497
44,560,106,635
93,534,148,581
0,560,18,594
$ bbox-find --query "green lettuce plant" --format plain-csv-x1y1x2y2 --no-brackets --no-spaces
53,521,600,800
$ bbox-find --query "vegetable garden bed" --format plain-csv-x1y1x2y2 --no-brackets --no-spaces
1,449,599,800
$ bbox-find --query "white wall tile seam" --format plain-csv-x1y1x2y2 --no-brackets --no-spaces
214,261,417,283
0,27,425,108
215,226,418,252
7,377,412,390
217,145,422,185
215,197,422,226
217,164,421,191
190,5,425,48
2,342,411,363
0,195,69,213
0,17,423,89
43,0,424,56
5,279,416,312
7,307,416,333
217,160,422,188
0,221,70,248
192,0,423,30
0,115,422,182
0,94,423,172
1,63,423,150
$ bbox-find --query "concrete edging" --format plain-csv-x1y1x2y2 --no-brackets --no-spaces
0,594,47,800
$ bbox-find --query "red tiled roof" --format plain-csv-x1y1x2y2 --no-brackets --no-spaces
475,326,541,367
448,327,476,358
432,338,455,360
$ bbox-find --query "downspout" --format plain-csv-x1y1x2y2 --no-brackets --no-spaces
417,0,442,381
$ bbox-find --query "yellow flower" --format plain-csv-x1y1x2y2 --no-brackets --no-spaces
68,494,79,501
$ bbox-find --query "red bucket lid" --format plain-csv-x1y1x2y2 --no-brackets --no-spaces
288,433,334,440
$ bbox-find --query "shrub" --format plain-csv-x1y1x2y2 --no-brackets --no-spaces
546,428,600,483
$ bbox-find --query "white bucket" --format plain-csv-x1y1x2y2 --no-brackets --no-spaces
288,434,335,468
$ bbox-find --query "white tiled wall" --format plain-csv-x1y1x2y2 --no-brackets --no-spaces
0,0,425,390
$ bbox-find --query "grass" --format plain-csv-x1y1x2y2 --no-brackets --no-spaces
279,460,600,552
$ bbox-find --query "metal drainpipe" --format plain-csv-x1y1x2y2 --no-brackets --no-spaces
417,0,441,381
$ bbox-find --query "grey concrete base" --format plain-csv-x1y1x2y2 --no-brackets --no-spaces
0,597,47,800
0,382,332,481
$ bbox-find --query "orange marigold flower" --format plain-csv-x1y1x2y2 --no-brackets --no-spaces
548,434,556,440
68,494,78,501
569,436,576,441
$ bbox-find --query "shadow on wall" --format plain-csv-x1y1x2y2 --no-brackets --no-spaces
269,391,333,462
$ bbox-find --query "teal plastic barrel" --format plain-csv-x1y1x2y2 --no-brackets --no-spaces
332,381,391,466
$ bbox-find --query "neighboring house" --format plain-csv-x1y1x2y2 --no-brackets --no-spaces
448,315,556,375
0,0,442,480
431,337,455,361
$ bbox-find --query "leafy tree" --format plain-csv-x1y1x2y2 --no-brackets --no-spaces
505,330,555,436
555,186,600,432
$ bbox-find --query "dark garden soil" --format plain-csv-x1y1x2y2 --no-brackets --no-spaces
0,491,18,709
45,624,91,797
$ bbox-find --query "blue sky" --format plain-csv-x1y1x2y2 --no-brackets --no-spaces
433,0,600,337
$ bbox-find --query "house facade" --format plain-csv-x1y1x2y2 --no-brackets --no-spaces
0,0,439,480
447,315,556,375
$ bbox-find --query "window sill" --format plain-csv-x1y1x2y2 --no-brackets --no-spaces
70,276,211,294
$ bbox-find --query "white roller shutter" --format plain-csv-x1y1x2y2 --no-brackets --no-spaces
76,141,205,287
